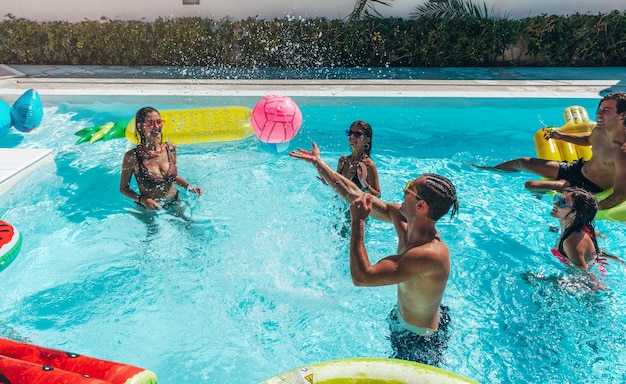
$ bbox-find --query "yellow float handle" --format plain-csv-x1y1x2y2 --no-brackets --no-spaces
534,106,595,162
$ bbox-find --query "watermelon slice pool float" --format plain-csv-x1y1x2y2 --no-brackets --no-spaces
0,221,21,272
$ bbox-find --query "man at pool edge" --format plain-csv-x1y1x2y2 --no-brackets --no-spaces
290,142,459,366
476,92,626,211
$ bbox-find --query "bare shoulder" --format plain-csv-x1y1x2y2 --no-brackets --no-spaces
122,148,136,161
337,156,351,173
401,239,450,275
121,149,138,173
362,156,377,167
415,238,450,259
563,230,585,248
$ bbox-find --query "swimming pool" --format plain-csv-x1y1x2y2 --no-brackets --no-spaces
0,95,624,383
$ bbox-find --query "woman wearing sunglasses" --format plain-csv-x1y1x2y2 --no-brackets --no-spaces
120,106,202,212
550,187,601,270
336,121,380,196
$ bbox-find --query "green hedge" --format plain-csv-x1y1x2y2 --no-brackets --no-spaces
0,11,624,67
518,12,626,66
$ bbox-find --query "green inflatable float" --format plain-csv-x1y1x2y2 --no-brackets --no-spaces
74,120,129,145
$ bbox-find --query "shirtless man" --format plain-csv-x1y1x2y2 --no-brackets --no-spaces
290,142,458,365
482,92,626,210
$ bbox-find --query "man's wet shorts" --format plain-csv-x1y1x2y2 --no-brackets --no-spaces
556,159,603,193
388,306,451,367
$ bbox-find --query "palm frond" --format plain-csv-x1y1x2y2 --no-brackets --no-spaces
349,0,395,22
410,0,504,21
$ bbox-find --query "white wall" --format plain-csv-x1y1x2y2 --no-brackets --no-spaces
1,0,624,22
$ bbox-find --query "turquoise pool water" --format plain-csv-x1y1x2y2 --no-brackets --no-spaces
0,96,624,383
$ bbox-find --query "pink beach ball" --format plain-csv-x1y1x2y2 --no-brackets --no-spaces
251,95,302,144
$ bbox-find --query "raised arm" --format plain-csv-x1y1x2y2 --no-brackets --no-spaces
290,142,394,222
357,159,381,196
547,129,592,146
349,194,446,287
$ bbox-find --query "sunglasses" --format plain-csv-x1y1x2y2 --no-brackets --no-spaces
144,119,163,128
555,196,575,210
345,130,364,138
403,180,424,200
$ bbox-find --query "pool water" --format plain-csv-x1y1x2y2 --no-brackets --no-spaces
0,96,624,383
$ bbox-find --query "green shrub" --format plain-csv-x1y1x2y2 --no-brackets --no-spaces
0,11,623,67
518,11,626,66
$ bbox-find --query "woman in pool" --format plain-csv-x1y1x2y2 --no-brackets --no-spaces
336,121,380,196
120,107,202,211
550,187,601,270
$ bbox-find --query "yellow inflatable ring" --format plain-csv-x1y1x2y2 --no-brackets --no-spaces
533,106,626,221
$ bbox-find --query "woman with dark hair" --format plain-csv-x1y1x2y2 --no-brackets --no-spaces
550,187,601,270
120,107,202,212
336,121,380,196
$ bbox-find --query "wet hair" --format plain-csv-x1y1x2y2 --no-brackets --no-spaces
134,106,160,144
350,121,373,156
600,92,626,115
414,174,459,221
558,187,599,254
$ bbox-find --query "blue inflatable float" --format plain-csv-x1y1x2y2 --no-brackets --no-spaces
0,101,10,138
0,89,43,138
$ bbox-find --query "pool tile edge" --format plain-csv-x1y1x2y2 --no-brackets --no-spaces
0,148,54,196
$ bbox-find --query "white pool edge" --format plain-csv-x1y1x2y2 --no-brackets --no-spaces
0,148,54,196
0,77,621,99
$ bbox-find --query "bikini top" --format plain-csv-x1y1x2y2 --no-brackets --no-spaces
134,143,178,189
338,157,365,190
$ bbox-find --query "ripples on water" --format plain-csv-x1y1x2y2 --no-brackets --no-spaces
0,96,624,383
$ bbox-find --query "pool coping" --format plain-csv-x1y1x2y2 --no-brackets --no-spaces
0,77,621,99
1,64,624,99
0,148,54,196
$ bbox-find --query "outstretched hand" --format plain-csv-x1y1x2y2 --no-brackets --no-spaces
350,194,373,221
188,185,203,196
289,142,321,164
356,162,368,185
